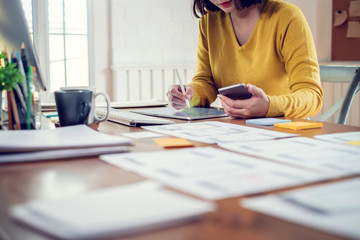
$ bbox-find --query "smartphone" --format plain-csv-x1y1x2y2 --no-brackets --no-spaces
218,83,252,100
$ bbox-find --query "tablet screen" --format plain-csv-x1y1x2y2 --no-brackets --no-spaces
131,107,228,120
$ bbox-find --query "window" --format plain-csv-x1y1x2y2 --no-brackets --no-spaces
21,0,89,94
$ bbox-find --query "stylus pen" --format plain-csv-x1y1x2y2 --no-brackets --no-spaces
175,69,191,109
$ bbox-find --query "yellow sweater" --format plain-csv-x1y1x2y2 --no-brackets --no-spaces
190,0,323,118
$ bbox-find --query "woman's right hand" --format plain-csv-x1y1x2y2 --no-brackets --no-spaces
166,84,194,110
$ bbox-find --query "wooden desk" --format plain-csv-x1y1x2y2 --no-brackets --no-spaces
0,118,359,240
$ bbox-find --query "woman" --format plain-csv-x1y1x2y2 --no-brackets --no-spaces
167,0,323,119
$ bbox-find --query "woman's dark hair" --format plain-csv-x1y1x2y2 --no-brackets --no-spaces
193,0,265,18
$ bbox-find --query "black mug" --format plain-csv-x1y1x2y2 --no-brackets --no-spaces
55,89,93,127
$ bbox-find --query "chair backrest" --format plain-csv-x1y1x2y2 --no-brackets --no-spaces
317,65,360,125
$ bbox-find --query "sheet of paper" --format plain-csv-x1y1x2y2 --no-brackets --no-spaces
11,181,213,239
315,131,360,144
101,147,324,200
219,137,360,178
142,121,297,144
242,178,360,239
349,1,360,17
347,21,360,38
154,138,194,148
0,125,132,153
122,131,164,139
245,118,291,126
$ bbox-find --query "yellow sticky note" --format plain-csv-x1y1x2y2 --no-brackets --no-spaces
154,138,194,148
346,140,360,146
274,121,323,130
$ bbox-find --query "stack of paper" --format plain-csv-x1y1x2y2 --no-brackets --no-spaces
242,178,360,239
11,181,214,239
0,125,132,163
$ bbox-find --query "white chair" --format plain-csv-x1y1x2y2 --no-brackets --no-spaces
317,65,360,125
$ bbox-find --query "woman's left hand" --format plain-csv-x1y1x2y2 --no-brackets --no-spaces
219,84,270,118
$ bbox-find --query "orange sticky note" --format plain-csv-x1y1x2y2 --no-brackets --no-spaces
154,138,194,148
274,121,323,130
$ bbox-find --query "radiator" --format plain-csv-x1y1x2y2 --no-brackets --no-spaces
312,81,360,127
111,65,195,102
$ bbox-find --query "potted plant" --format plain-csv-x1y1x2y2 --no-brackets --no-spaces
0,52,24,129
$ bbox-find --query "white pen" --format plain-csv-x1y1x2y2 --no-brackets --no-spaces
175,69,191,109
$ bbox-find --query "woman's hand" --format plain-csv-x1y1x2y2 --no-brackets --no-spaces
167,84,194,110
219,84,269,118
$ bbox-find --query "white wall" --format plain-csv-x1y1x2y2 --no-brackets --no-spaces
284,0,332,62
89,0,113,97
111,0,198,66
91,0,334,97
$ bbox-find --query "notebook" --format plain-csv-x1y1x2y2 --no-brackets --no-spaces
98,99,169,108
131,107,228,120
96,108,175,127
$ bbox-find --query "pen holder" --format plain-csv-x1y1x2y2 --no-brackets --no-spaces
0,52,33,130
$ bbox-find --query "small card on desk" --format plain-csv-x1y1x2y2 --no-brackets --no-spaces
246,118,291,126
154,138,194,148
274,121,323,130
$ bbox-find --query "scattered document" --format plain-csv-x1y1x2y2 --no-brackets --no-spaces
315,131,360,145
101,147,325,200
219,137,360,178
11,181,214,240
0,125,132,153
142,121,297,144
242,178,360,239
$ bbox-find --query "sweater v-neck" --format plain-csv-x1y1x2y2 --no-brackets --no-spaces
226,4,267,49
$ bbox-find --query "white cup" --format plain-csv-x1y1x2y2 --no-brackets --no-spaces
59,86,110,124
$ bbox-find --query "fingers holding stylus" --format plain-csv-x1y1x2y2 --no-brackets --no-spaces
167,85,193,110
